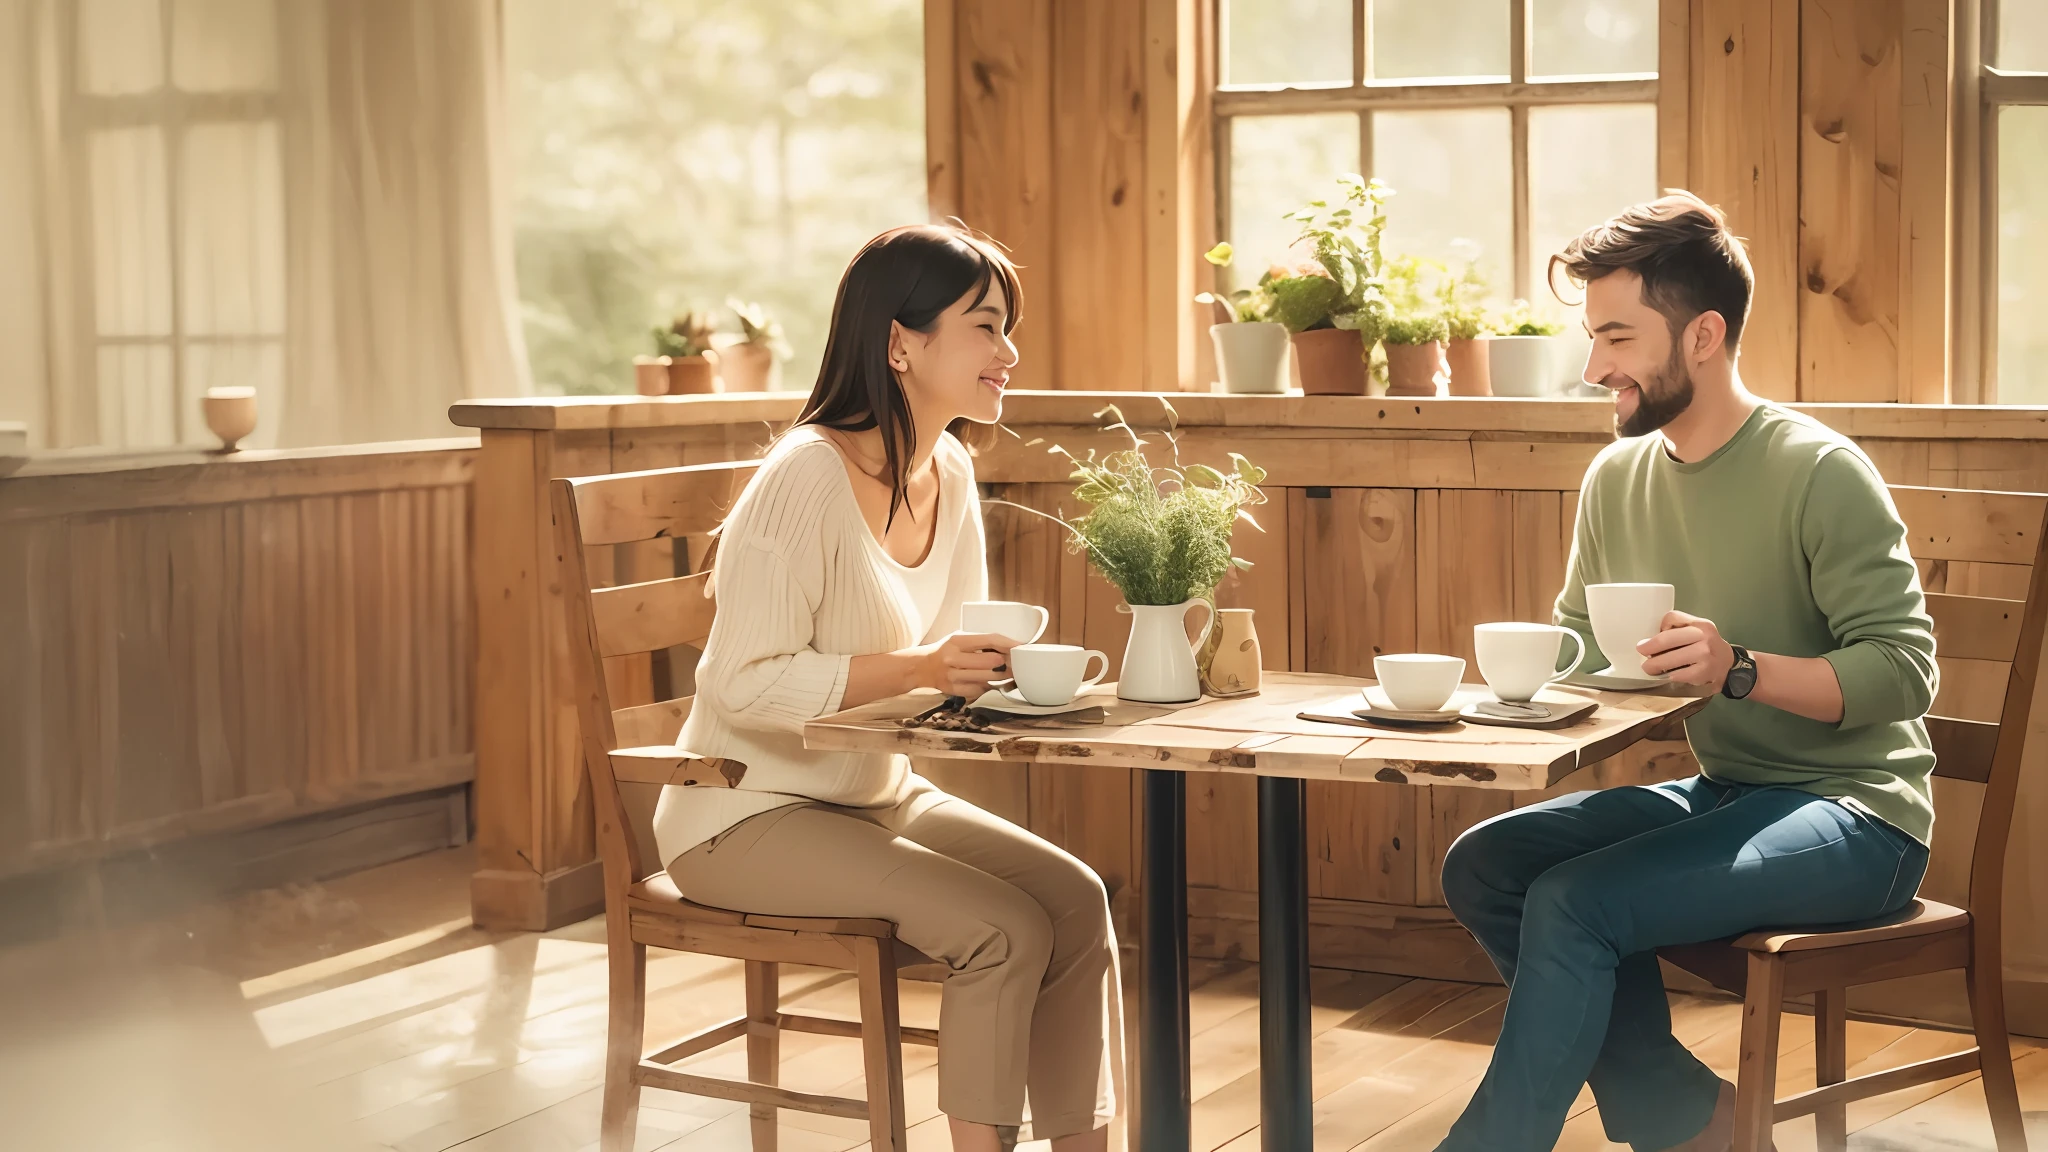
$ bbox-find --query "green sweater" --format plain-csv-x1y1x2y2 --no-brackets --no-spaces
1557,403,1939,845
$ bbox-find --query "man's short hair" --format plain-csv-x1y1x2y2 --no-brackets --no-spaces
1550,191,1754,353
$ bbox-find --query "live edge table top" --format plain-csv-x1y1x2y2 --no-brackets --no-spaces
802,671,1711,791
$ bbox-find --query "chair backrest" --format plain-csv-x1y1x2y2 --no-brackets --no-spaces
1890,484,2048,924
552,460,759,889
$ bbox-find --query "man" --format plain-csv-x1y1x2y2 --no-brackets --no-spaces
1431,193,1937,1152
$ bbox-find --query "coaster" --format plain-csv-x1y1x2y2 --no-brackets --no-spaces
969,687,1101,717
1457,696,1599,729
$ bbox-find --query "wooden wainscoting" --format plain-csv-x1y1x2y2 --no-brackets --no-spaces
0,440,478,889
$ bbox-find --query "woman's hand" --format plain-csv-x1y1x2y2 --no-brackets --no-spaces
919,631,1017,698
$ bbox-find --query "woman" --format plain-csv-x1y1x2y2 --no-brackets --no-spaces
655,224,1122,1152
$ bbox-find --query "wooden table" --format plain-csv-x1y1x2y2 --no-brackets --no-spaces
803,671,1710,1152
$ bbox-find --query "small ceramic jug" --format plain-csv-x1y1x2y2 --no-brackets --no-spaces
1117,599,1213,703
1198,608,1262,697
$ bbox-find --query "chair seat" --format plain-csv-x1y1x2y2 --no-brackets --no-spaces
628,871,904,940
1730,898,1970,954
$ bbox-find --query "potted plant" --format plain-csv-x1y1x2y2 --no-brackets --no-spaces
717,298,790,392
1269,176,1395,396
1488,303,1567,398
1382,312,1449,396
1439,263,1494,397
652,311,720,394
1195,243,1288,395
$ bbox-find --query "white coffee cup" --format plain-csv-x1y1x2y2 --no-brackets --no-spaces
1474,622,1587,702
1009,644,1110,707
1372,653,1466,712
1586,583,1676,679
962,600,1049,645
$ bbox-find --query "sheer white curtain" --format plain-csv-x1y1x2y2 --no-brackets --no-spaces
0,0,529,453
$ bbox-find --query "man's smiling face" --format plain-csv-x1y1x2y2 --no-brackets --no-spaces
1581,269,1696,438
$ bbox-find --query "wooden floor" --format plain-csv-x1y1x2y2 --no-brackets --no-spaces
5,846,2047,1151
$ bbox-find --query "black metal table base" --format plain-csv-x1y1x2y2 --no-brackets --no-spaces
1139,769,1190,1152
1258,776,1312,1152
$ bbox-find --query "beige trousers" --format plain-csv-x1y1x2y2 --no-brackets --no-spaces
669,785,1123,1136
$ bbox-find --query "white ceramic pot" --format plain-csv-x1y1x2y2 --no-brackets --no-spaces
1488,335,1561,397
1209,321,1290,394
1117,600,1215,703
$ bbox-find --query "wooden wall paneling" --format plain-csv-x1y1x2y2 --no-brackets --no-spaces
956,0,1057,390
924,0,962,221
1799,0,1905,403
470,431,546,919
1509,490,1570,625
1899,0,1952,404
1692,0,1801,397
1163,0,1216,394
1052,0,1147,393
1658,0,1693,189
1413,489,1516,662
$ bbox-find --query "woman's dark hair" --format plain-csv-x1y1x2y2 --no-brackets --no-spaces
796,222,1022,530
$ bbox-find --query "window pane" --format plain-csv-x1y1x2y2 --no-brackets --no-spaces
1531,0,1658,78
182,122,286,336
172,0,279,91
1371,0,1508,82
1529,104,1658,301
77,0,163,95
1225,113,1362,289
1371,108,1512,291
1997,0,2048,72
89,128,172,338
507,0,927,396
1998,106,2048,404
98,344,176,449
1223,0,1350,87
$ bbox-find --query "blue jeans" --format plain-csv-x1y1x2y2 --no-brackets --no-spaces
1432,776,1928,1152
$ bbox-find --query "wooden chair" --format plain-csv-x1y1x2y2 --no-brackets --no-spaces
1661,483,2048,1152
550,461,946,1152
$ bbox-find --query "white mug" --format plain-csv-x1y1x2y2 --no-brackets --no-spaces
1009,644,1110,707
1474,622,1587,702
962,600,1049,645
1586,583,1676,679
1372,653,1465,712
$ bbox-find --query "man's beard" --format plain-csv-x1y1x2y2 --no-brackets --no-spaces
1614,342,1695,438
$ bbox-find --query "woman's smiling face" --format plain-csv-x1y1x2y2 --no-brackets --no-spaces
891,278,1018,426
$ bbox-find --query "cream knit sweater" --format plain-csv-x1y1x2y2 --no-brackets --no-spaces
652,426,987,867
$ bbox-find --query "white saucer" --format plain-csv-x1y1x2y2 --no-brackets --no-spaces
1561,666,1673,691
970,687,1099,717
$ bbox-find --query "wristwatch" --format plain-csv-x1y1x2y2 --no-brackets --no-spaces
1723,644,1758,700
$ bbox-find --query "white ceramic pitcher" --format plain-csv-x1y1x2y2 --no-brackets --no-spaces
1117,600,1215,703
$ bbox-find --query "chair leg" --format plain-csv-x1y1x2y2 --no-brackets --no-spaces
1969,956,2030,1152
1813,988,1848,1152
1732,953,1786,1152
853,936,908,1152
600,936,648,1152
746,961,781,1152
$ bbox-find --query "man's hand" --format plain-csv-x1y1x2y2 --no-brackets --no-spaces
1638,610,1735,690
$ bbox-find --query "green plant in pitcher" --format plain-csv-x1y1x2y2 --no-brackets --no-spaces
992,403,1268,608
1263,175,1395,343
1193,242,1277,324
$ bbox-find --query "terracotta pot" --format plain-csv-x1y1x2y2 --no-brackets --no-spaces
1290,328,1368,396
666,354,718,395
202,386,258,451
1446,337,1493,397
634,356,671,396
1384,340,1447,397
715,342,777,392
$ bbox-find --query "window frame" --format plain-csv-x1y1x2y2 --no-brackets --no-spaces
59,0,284,448
1211,0,1663,303
1958,0,2048,403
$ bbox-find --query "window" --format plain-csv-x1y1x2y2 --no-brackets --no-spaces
505,0,927,397
1973,0,2048,403
69,0,286,449
1216,0,1660,315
